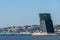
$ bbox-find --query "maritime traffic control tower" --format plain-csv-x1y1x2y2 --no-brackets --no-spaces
39,13,54,33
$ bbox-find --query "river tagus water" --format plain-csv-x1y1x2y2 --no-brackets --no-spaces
0,36,60,40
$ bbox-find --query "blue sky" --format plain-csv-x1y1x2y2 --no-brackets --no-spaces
0,0,60,28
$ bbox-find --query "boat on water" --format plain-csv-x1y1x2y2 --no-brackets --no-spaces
0,32,32,36
0,33,32,36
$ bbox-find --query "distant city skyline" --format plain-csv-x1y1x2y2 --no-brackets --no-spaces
0,0,60,28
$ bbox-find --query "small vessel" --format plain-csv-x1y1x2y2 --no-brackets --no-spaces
0,34,32,36
0,33,32,36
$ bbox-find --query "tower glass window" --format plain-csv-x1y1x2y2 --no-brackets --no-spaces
39,13,54,33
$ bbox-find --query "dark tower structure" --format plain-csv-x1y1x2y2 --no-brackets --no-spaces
39,13,54,33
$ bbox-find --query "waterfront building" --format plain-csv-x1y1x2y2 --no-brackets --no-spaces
39,13,54,33
54,25,60,32
13,26,26,33
31,25,41,32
